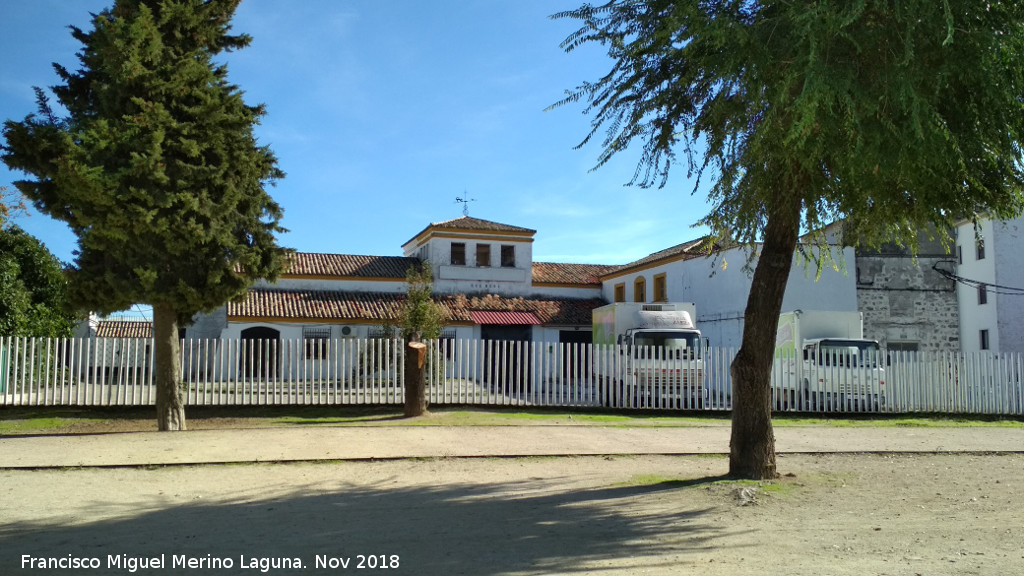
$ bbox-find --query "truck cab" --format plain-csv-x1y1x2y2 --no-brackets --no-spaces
774,310,886,411
593,303,706,409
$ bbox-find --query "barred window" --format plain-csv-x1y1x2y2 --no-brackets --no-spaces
303,327,331,359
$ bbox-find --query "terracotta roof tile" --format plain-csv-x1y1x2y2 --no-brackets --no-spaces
96,321,152,338
429,216,535,233
532,262,619,286
285,253,420,278
404,216,536,247
230,289,605,327
604,238,711,276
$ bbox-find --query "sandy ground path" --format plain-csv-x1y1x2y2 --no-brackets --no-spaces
3,425,1024,468
1,453,1023,576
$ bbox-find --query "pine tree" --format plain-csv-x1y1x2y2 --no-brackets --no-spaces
553,1,1024,477
2,0,288,430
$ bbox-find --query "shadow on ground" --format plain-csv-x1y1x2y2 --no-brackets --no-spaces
1,474,737,575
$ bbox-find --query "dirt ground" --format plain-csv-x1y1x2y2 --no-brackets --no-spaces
2,451,1022,576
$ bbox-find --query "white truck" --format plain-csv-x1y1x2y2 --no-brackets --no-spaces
773,310,885,411
592,302,706,408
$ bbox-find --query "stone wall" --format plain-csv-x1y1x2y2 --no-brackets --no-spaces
855,244,959,353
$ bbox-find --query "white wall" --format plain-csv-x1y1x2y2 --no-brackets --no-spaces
994,217,1024,354
956,220,999,352
529,285,604,300
600,244,857,349
422,235,536,296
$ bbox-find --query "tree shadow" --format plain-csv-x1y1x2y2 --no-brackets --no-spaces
0,473,745,575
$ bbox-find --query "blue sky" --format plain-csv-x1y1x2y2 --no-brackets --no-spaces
1,0,711,268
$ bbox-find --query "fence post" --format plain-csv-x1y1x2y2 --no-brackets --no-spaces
404,341,428,417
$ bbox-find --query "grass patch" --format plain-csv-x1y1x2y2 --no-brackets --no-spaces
0,408,116,434
0,417,78,433
772,414,1024,428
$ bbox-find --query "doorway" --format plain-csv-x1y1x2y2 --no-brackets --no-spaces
240,326,281,379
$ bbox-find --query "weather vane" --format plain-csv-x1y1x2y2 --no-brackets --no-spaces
455,194,476,216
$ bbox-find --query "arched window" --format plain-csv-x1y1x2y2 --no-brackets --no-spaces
633,277,646,302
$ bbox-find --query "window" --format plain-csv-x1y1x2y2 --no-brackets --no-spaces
980,329,990,351
614,283,626,303
440,329,457,359
501,245,515,267
977,239,986,260
451,242,466,266
633,277,646,302
957,245,962,265
653,273,667,302
476,244,491,267
978,284,988,305
303,327,331,359
887,342,919,354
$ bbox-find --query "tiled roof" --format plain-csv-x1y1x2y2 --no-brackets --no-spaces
229,289,605,326
532,262,619,286
96,320,152,338
603,238,711,277
403,216,536,248
285,253,420,278
268,251,615,288
428,216,535,234
469,311,541,325
230,290,406,322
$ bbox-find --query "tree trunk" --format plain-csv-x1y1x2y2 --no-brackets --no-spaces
153,302,186,431
404,341,429,417
729,193,802,479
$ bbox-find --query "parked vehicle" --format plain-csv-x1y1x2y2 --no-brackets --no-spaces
592,302,705,408
773,310,885,410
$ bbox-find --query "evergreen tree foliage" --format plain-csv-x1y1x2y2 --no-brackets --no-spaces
0,226,78,338
553,1,1024,478
2,0,288,430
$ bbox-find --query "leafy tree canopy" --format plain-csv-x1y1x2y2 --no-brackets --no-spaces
553,0,1024,251
0,225,79,337
554,0,1024,478
390,262,446,342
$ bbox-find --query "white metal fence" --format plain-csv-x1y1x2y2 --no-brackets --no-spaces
1,336,1022,416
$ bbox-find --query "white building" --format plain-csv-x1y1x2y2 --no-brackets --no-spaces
596,239,859,349
96,214,1012,357
192,216,614,350
955,216,1024,354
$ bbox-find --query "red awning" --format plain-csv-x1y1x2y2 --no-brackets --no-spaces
469,311,541,325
